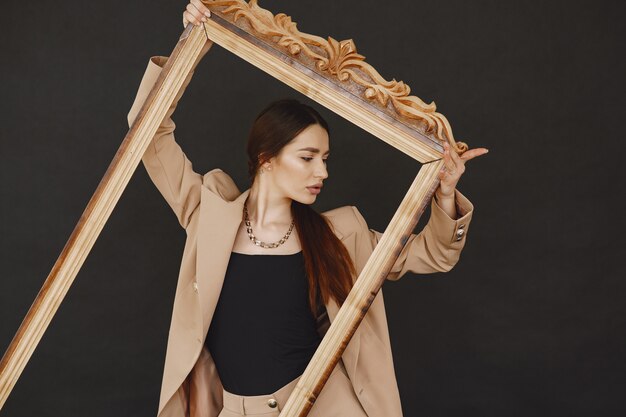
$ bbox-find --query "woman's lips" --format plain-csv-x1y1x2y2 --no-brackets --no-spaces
306,186,322,195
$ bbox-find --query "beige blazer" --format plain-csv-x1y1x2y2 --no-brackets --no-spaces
128,57,474,417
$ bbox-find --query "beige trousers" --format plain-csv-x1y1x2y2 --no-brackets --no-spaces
217,361,368,417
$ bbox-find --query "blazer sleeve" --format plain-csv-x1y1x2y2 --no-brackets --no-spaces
127,56,202,229
353,189,474,279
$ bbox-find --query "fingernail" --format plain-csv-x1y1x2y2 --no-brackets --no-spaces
205,11,211,17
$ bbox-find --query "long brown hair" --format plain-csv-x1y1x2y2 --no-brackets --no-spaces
246,99,356,314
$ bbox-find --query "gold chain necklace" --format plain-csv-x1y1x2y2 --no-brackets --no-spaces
243,204,295,249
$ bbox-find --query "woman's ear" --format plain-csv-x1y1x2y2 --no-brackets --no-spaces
260,153,277,171
257,154,272,173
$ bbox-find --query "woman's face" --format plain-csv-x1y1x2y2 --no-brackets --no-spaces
266,123,330,204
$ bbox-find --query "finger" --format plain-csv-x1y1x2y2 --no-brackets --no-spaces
442,143,457,174
191,0,211,18
460,148,489,162
183,10,193,27
449,143,464,167
186,3,206,22
451,152,466,177
184,7,199,25
183,10,200,26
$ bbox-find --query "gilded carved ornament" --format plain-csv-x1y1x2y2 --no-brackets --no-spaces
203,0,468,154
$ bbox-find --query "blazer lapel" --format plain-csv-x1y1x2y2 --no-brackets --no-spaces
159,188,249,414
195,188,250,340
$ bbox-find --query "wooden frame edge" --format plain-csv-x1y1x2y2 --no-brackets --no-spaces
0,25,210,408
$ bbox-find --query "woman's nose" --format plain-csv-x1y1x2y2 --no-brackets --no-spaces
315,160,328,179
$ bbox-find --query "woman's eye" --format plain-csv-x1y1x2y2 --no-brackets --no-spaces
300,157,328,163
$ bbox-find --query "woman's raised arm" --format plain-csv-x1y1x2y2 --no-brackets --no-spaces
127,3,211,228
357,191,474,279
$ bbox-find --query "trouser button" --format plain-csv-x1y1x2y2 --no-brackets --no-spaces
267,398,278,408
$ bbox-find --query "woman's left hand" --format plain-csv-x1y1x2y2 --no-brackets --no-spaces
437,142,488,198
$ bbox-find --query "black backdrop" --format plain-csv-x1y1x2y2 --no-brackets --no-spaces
1,1,624,416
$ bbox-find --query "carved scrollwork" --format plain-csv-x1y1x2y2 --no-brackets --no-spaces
203,0,467,153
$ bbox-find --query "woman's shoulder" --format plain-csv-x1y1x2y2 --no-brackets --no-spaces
322,205,368,238
201,168,241,201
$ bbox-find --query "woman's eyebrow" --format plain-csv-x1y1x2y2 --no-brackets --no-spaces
297,147,330,155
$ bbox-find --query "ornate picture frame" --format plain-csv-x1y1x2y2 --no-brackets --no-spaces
0,1,467,414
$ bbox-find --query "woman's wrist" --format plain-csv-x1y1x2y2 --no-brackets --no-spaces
435,189,458,220
435,189,455,201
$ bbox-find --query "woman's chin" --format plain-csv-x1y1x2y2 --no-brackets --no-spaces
292,193,317,205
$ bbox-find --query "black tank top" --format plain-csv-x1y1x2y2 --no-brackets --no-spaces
205,251,322,395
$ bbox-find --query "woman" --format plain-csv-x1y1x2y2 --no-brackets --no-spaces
127,2,488,416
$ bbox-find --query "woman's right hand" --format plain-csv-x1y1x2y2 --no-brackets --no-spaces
183,0,212,27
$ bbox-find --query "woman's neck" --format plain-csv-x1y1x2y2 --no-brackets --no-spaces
246,178,293,228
